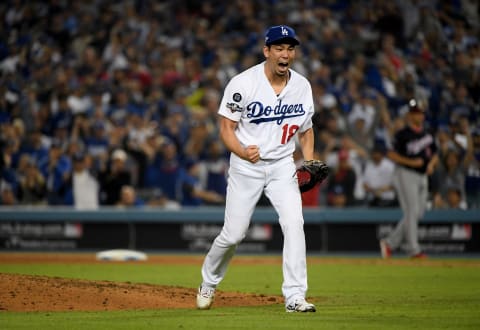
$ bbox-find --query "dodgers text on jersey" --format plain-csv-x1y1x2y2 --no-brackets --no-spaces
246,99,305,125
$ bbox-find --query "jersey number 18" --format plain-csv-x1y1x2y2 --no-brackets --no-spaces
281,124,299,144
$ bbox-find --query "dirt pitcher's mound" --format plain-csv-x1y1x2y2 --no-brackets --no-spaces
0,273,282,312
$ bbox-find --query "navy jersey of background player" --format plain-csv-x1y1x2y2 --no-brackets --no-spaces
393,126,437,174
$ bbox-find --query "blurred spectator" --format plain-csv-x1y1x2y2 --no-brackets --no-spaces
68,85,92,117
20,130,49,166
326,149,356,207
183,119,211,160
67,152,99,210
312,110,345,157
410,3,445,53
124,107,151,186
313,81,338,113
325,136,368,202
116,185,144,208
433,149,467,209
0,181,17,205
465,129,480,208
434,185,467,210
87,88,111,118
435,125,456,160
82,119,110,161
447,83,476,125
98,149,132,205
0,137,19,194
178,159,224,206
51,94,74,137
108,88,131,126
362,143,397,207
17,154,46,205
39,139,72,205
347,90,379,150
197,139,229,197
144,138,182,201
159,105,190,153
432,117,474,208
145,188,181,210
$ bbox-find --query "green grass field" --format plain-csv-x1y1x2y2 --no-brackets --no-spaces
1,255,480,330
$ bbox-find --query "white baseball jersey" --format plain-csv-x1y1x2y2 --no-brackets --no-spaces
218,62,314,160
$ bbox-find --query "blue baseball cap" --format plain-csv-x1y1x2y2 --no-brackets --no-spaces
265,25,300,46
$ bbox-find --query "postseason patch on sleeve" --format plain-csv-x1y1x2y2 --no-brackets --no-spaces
226,102,243,113
226,92,243,113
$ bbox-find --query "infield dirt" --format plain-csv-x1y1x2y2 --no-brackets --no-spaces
0,253,282,312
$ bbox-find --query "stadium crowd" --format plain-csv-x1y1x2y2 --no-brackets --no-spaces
0,0,479,209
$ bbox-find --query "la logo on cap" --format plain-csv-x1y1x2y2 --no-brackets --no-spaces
265,25,300,46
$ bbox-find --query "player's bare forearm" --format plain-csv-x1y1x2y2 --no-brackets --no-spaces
193,188,225,203
219,117,242,156
219,116,259,163
299,128,315,160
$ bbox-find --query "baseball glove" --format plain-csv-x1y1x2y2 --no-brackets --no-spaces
296,160,329,193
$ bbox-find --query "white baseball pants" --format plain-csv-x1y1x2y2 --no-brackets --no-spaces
200,154,308,304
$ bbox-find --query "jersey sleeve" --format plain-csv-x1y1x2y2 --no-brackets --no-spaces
298,81,314,133
217,76,247,122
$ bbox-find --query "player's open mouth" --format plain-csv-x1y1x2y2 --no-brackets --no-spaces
279,62,289,68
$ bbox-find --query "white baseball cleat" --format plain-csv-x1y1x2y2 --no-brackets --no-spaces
196,285,215,310
285,298,316,313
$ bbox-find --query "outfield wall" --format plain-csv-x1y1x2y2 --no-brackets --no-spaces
0,207,478,254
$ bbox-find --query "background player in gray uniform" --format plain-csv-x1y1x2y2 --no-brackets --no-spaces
380,99,439,259
196,25,317,312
